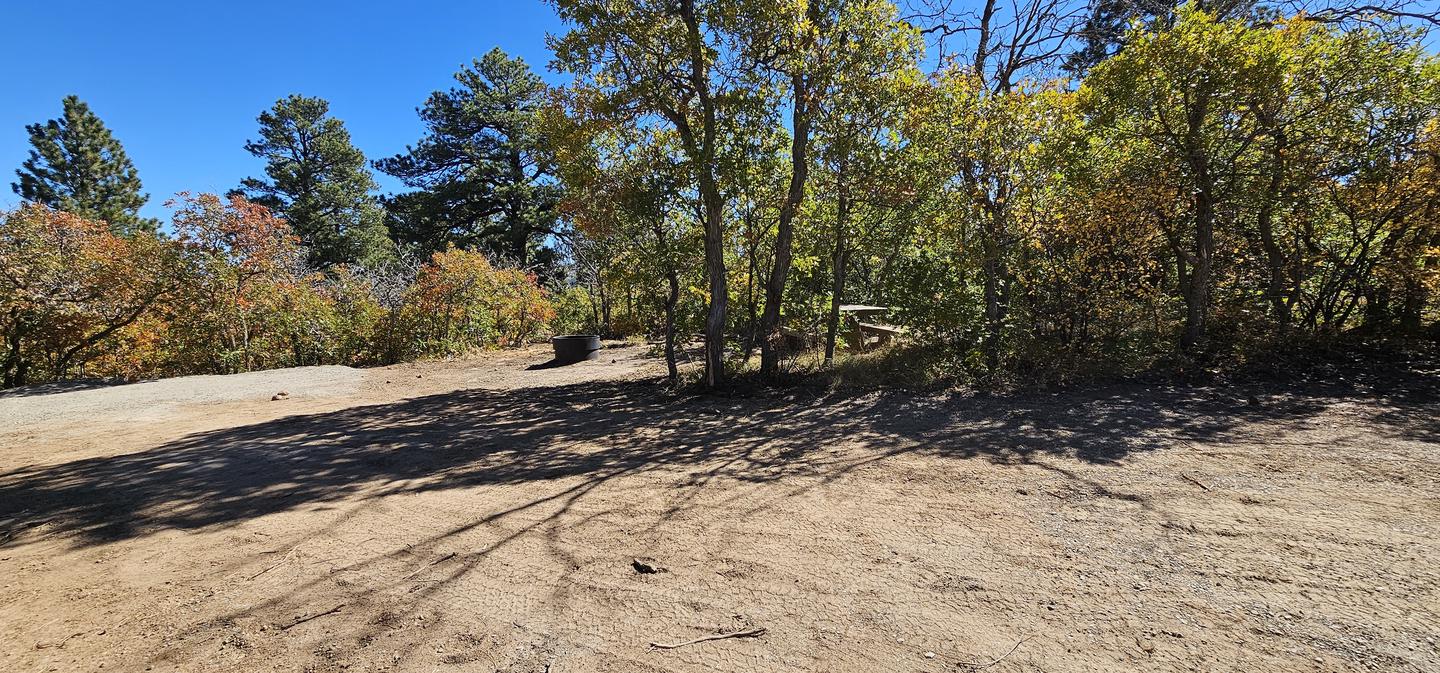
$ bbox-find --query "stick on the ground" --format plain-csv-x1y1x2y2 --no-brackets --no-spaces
1181,472,1211,491
401,551,457,580
959,635,1032,670
649,626,767,650
247,544,302,580
34,630,87,650
278,604,345,631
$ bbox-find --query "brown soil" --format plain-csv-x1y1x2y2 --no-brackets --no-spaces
1,345,1437,672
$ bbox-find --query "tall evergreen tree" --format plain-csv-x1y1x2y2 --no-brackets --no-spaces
12,95,157,236
376,48,558,266
235,95,393,268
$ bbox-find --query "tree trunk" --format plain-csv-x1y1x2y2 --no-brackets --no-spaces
1256,128,1291,330
664,268,680,382
1181,191,1215,353
701,191,727,387
679,0,727,387
760,70,813,378
600,282,612,337
981,249,1004,371
742,209,760,361
1180,89,1215,355
824,158,851,367
587,277,601,331
653,219,682,383
980,194,1011,373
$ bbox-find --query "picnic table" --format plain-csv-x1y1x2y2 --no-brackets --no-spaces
838,305,906,352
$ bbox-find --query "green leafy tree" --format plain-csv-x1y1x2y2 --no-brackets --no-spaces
812,7,923,366
12,96,157,236
236,95,393,269
554,112,698,380
376,48,559,268
743,0,921,377
548,0,739,386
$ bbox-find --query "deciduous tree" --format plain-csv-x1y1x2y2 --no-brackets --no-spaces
0,205,174,386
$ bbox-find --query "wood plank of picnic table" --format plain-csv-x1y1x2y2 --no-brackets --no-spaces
855,321,906,335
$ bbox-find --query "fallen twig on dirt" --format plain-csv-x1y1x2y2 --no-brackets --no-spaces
279,604,345,631
1181,472,1211,491
401,551,457,580
649,626,767,650
959,635,1033,670
248,544,302,580
34,630,88,650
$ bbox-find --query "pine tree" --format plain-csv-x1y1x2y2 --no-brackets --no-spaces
376,48,558,266
12,95,157,236
235,95,393,268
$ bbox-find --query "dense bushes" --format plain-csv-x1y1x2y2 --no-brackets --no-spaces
556,6,1440,386
0,195,560,387
8,4,1439,391
397,246,554,358
0,205,176,386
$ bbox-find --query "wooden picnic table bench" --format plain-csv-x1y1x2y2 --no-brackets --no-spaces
838,305,906,352
853,321,906,350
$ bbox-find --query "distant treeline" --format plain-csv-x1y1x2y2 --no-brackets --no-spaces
4,0,1439,388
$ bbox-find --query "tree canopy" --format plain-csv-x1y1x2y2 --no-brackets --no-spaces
235,95,393,269
4,0,1439,390
376,48,559,270
12,95,157,236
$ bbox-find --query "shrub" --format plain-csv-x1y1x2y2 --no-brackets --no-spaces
0,204,175,386
397,246,554,358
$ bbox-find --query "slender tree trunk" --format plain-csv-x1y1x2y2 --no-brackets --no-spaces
679,0,727,387
1182,191,1215,352
587,277,600,331
824,158,851,367
743,209,760,360
980,192,1011,373
664,268,680,382
1180,91,1215,354
652,219,682,383
759,50,815,378
600,282,612,337
1257,130,1291,330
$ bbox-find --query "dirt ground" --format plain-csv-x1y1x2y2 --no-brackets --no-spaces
1,345,1437,673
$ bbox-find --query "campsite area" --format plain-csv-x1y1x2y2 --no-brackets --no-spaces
2,346,1436,673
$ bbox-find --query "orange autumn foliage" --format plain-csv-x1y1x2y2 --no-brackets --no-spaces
0,195,560,388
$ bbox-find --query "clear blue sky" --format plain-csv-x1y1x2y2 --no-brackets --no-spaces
0,0,565,221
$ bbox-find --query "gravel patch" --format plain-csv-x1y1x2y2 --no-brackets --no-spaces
1,365,365,429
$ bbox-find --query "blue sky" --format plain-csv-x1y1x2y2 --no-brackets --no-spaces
4,2,1435,225
0,0,566,221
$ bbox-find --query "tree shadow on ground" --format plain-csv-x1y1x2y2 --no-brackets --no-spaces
0,377,133,398
1,367,1435,550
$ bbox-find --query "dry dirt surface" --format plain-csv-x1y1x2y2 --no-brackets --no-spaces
2,345,1438,673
